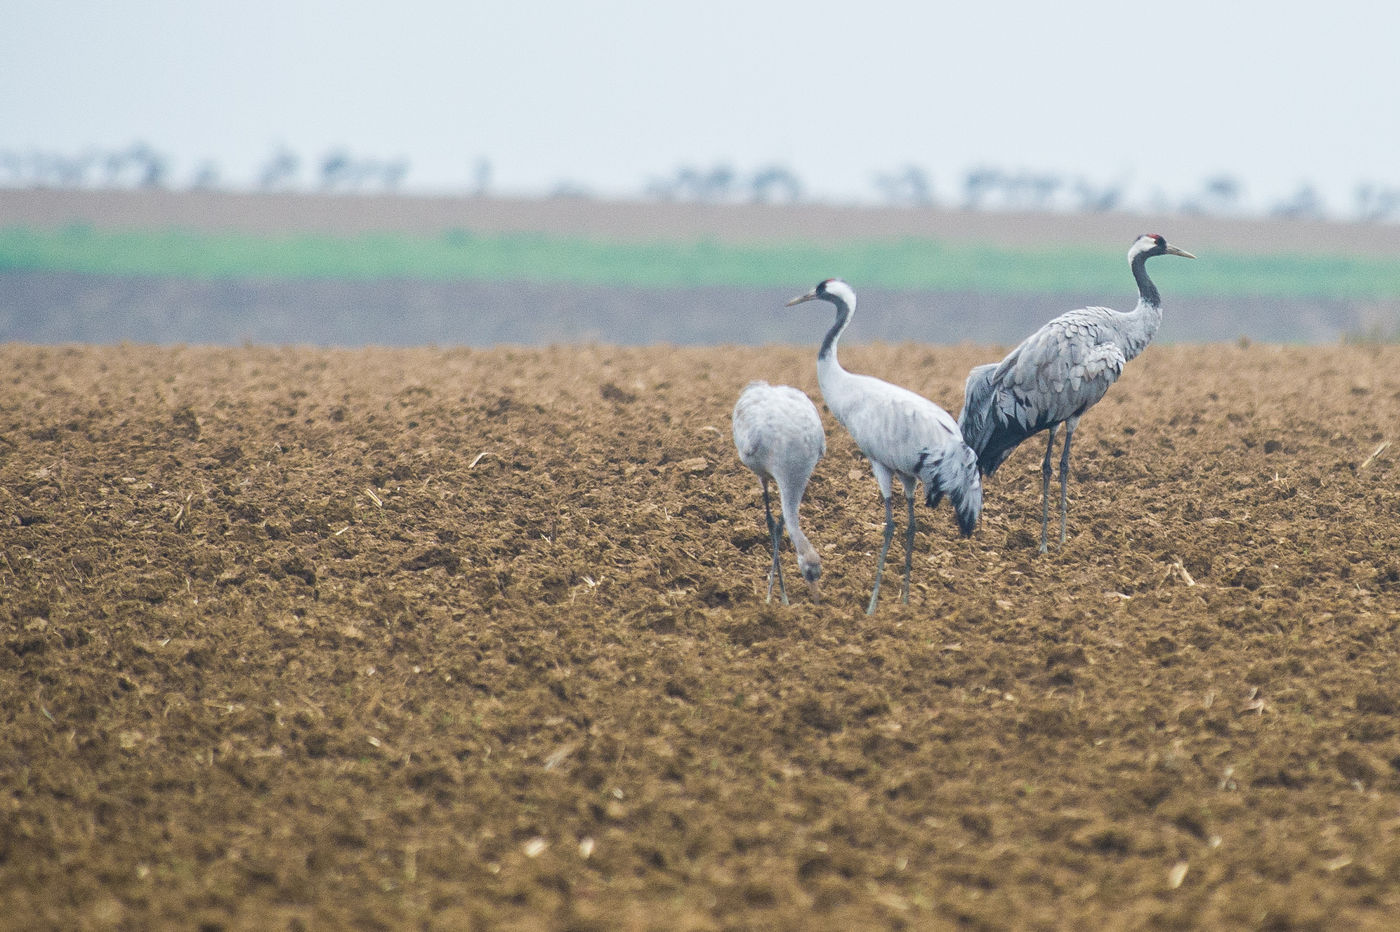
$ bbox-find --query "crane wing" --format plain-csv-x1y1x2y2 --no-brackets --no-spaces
962,308,1129,475
834,375,963,478
957,362,999,453
995,309,1126,427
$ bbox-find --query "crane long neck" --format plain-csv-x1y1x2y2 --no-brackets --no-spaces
1123,251,1163,361
817,295,853,382
1131,251,1161,310
779,492,820,579
782,499,813,555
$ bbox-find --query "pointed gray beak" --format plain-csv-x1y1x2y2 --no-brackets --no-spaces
785,290,818,307
1166,244,1196,259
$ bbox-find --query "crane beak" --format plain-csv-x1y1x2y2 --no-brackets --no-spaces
1166,244,1196,259
785,290,818,307
807,578,821,604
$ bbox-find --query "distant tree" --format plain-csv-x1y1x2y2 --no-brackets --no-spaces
1271,184,1326,220
1072,178,1123,213
258,146,300,190
644,164,743,203
382,158,408,190
189,161,221,190
98,142,168,189
472,158,492,196
750,165,803,204
1007,172,1061,211
45,150,96,188
963,166,1004,210
1355,182,1400,223
964,167,1064,211
873,165,933,207
320,149,353,190
643,167,684,200
700,165,736,202
1181,174,1242,215
0,150,20,185
132,143,168,188
1204,175,1241,212
312,150,409,192
102,149,128,187
671,166,703,199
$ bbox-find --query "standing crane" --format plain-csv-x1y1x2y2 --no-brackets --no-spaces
958,233,1195,552
787,279,981,615
732,380,826,604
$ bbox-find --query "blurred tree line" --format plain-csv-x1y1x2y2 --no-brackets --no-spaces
2,141,1399,222
0,142,414,195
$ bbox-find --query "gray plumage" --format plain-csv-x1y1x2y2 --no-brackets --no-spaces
732,380,826,604
787,279,981,615
958,233,1195,552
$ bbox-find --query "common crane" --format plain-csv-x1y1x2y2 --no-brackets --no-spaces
958,233,1195,552
787,279,981,614
732,380,826,604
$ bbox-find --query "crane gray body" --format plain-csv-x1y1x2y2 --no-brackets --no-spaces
732,380,825,604
957,234,1194,551
788,278,981,614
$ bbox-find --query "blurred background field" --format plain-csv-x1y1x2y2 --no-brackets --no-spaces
7,224,1400,297
3,190,1398,346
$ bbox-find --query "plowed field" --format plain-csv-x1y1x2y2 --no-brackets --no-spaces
3,340,1399,930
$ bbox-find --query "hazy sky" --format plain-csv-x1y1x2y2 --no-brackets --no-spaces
5,2,1398,213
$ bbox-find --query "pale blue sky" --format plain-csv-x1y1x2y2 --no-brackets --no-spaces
4,1,1397,214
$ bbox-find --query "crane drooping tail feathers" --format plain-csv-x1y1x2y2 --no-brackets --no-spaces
916,440,982,537
957,362,1005,474
958,354,1113,479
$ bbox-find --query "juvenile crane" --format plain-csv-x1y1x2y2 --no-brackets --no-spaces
958,233,1195,552
732,380,826,604
787,279,981,615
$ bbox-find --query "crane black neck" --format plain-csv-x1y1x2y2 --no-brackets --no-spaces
1131,250,1162,309
817,298,852,363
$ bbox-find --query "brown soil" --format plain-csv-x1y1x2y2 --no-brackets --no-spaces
2,341,1400,930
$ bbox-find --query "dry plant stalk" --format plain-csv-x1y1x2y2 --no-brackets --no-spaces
1172,558,1196,587
1360,439,1390,470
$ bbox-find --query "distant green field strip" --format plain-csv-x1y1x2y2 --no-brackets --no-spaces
3,226,1399,299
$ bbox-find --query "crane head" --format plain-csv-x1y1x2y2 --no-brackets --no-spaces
786,278,856,309
796,546,822,604
1131,233,1196,261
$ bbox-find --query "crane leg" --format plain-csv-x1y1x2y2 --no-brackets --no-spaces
902,490,917,605
867,495,896,615
762,483,788,605
1040,425,1058,553
1058,418,1076,547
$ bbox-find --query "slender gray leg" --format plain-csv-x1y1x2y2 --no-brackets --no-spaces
1040,424,1058,554
762,483,788,605
1058,418,1076,547
867,495,896,615
902,490,917,604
